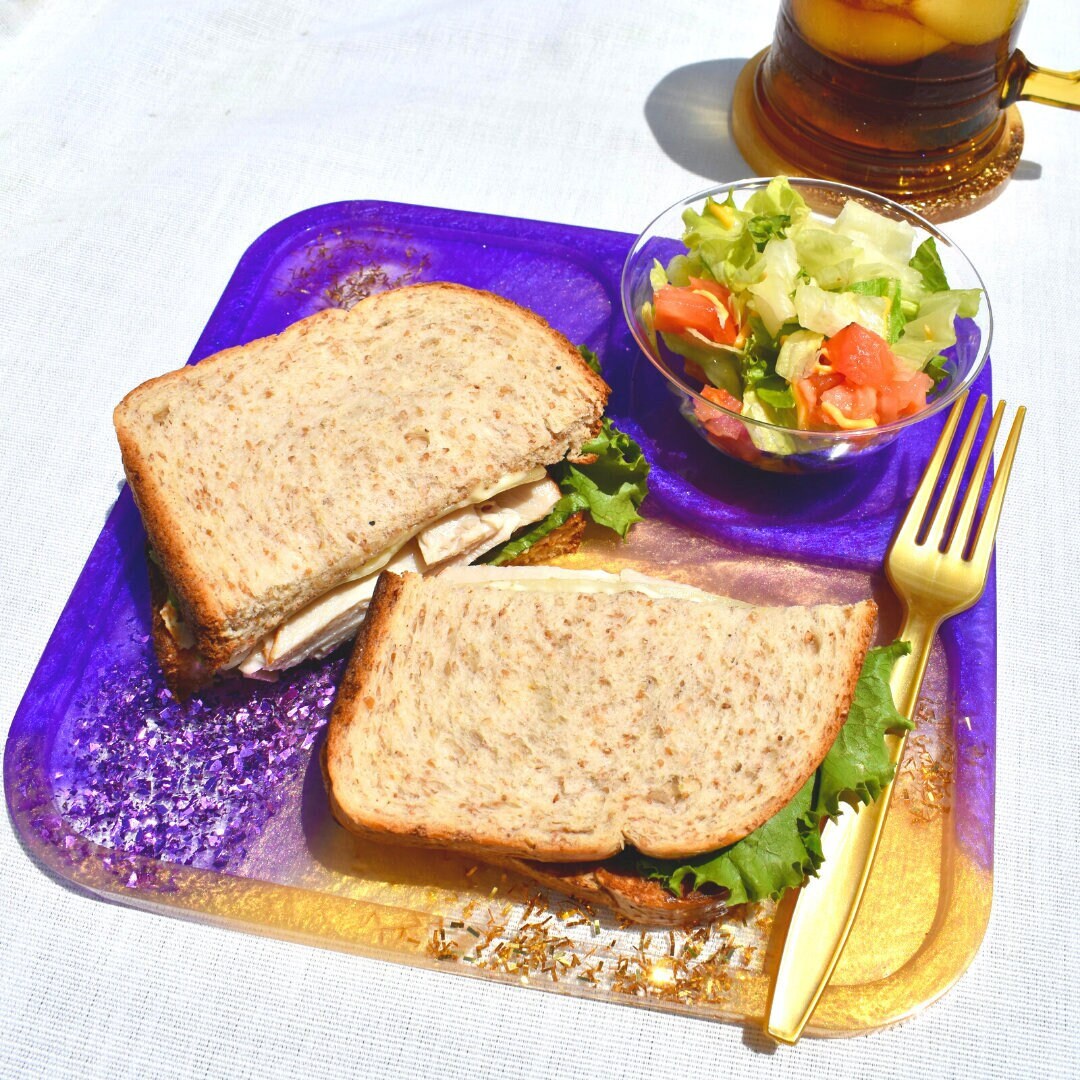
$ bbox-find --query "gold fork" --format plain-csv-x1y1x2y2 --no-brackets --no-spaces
765,390,1026,1044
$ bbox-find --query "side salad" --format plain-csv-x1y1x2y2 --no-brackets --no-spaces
641,177,982,457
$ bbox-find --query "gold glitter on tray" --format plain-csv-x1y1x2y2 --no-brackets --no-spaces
277,230,431,309
897,701,955,822
427,887,765,1008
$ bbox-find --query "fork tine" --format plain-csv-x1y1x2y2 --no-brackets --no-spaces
945,400,1005,556
894,392,968,545
969,405,1026,567
924,394,987,551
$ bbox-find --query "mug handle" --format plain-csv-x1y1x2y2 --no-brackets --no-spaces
1003,51,1080,110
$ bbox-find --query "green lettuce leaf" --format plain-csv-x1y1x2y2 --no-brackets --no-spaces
847,277,904,344
795,281,891,340
483,416,650,560
556,418,650,537
741,316,801,386
833,198,917,270
667,775,820,905
893,288,981,373
816,640,913,817
747,237,800,336
577,344,602,375
682,195,762,286
639,641,911,905
734,317,801,443
775,329,823,383
659,331,743,398
793,227,857,290
753,377,796,412
747,213,792,249
924,353,951,388
909,236,950,293
664,251,707,287
743,175,810,224
740,388,798,455
486,418,649,560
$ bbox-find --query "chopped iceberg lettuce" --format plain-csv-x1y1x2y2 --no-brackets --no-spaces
775,329,824,382
793,227,857,290
794,282,891,340
847,277,904,343
741,389,798,455
747,237,800,337
892,289,982,372
833,198,916,268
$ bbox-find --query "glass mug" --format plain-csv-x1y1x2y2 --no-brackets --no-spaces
736,0,1079,209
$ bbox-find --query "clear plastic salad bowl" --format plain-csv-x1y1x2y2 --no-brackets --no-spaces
620,177,992,473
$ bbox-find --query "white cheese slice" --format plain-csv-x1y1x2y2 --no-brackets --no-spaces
437,565,748,604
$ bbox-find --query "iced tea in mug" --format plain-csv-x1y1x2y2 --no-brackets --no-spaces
746,0,1054,200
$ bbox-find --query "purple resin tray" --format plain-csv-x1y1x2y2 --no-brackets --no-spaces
4,201,996,1034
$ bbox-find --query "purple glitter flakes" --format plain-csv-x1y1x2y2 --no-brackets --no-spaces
53,643,345,873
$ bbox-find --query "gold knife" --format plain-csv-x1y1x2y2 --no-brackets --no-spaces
765,395,1024,1043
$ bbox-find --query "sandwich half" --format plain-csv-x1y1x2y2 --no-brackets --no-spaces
114,283,612,695
325,566,880,924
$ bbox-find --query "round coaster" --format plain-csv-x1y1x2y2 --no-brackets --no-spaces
731,49,1025,223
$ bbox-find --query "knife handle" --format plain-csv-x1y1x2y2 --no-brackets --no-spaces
764,610,937,1043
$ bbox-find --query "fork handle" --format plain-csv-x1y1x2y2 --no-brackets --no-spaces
764,609,938,1043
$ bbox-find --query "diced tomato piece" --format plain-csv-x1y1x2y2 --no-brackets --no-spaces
654,280,738,345
820,384,877,421
687,278,739,345
694,386,758,461
795,369,842,413
683,359,708,384
693,385,742,437
877,371,933,423
825,323,897,387
794,369,844,429
654,286,722,340
687,276,733,307
701,385,742,410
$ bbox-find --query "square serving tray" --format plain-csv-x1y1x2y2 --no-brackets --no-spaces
4,201,996,1035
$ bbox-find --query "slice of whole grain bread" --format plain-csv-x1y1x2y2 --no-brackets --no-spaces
114,283,608,675
326,567,876,863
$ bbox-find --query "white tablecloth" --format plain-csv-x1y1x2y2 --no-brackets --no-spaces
2,2,1078,1076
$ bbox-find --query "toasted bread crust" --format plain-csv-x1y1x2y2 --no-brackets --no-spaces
326,572,540,863
115,283,610,674
504,512,586,566
325,569,408,819
422,283,609,411
115,307,360,671
720,599,877,835
497,854,731,926
146,552,214,698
